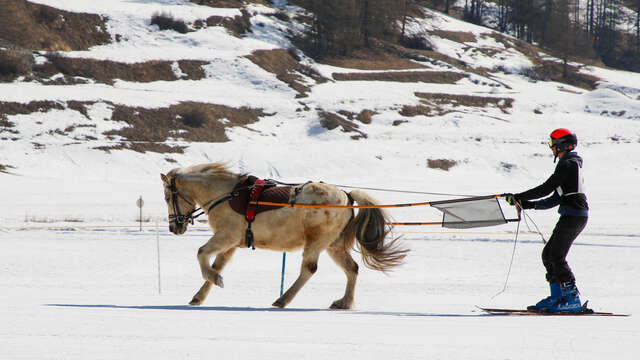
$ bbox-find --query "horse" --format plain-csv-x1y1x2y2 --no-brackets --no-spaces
160,163,407,309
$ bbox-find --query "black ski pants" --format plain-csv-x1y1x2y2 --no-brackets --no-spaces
542,215,588,284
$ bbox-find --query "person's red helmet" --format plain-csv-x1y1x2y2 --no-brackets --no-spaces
549,128,577,152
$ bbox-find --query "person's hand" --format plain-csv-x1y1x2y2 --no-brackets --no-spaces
504,193,518,206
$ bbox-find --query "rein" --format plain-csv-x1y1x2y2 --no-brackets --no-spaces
167,177,254,225
168,177,202,226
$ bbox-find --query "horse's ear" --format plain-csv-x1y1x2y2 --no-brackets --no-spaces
161,173,169,185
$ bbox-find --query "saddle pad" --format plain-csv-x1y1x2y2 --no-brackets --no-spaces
229,177,292,216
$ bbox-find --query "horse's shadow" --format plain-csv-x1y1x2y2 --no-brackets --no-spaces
45,303,480,317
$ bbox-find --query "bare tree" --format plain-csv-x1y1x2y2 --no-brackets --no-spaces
636,0,640,50
296,0,403,58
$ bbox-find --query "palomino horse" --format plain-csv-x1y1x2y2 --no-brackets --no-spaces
161,163,407,309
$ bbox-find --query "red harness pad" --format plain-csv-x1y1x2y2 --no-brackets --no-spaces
229,177,292,217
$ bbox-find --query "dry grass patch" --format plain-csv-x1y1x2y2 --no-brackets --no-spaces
533,60,600,90
0,48,33,81
483,33,601,90
1,100,66,134
336,109,377,124
427,159,457,171
368,38,510,85
66,100,97,118
415,92,514,114
202,9,253,37
431,30,477,43
318,111,367,139
400,93,514,118
34,55,208,84
246,49,327,97
400,104,447,117
247,49,299,76
0,100,270,154
365,39,476,70
333,71,468,84
0,0,109,51
94,143,186,154
322,47,428,70
0,100,65,117
106,102,269,146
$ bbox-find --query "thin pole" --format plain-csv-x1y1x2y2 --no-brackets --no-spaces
280,252,286,296
138,196,143,232
156,221,162,295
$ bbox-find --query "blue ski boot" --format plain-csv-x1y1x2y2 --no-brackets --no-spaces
527,282,561,311
548,282,582,313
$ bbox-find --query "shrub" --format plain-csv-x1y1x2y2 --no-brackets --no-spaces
0,50,32,78
179,109,208,128
150,12,190,34
34,6,61,24
400,35,433,51
271,11,290,22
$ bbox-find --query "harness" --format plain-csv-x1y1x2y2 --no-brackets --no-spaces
167,176,285,249
168,176,319,250
244,179,268,250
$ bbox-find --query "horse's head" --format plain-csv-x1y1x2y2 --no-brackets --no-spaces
161,173,197,235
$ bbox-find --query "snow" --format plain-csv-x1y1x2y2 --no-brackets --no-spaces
2,1,640,359
2,229,639,359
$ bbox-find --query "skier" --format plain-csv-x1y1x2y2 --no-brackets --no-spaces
505,128,588,313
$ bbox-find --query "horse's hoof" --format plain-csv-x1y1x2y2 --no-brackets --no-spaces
213,274,224,288
189,297,202,306
272,299,286,308
204,272,224,288
330,299,352,310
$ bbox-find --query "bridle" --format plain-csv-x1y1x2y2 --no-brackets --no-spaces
167,177,204,226
166,176,245,226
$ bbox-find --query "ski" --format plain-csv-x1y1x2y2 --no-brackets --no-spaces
477,305,629,317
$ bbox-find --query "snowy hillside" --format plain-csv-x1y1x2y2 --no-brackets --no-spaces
1,1,640,359
1,0,639,232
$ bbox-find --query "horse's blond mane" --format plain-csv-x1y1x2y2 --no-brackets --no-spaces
169,163,238,181
193,163,233,176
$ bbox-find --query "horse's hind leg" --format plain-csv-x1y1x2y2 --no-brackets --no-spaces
326,245,359,309
190,245,236,306
272,248,321,308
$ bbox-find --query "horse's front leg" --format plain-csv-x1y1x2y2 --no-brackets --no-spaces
189,236,236,306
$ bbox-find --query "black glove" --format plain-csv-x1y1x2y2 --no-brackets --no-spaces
504,193,518,206
504,193,535,209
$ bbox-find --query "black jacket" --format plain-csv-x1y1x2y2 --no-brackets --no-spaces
516,152,589,217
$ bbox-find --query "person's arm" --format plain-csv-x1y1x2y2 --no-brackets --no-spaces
516,162,568,201
532,192,561,210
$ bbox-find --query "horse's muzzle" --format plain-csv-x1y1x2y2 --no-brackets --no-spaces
169,221,187,235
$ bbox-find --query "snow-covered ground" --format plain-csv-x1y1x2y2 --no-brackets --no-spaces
2,229,639,359
1,1,640,359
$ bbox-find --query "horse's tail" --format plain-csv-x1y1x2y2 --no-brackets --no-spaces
343,189,408,272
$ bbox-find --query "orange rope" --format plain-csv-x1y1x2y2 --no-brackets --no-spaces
253,200,433,209
255,194,502,210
